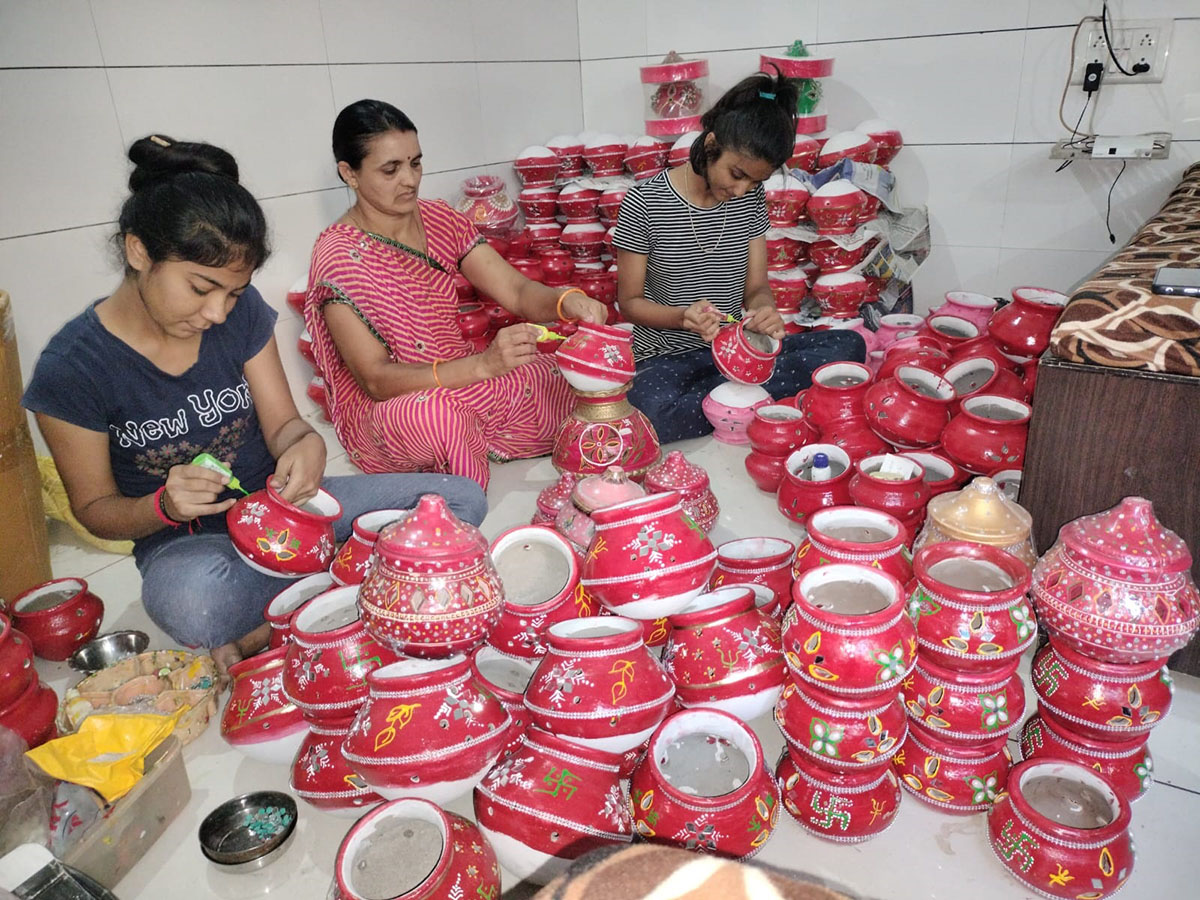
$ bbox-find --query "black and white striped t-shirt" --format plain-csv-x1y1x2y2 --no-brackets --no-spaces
613,169,770,360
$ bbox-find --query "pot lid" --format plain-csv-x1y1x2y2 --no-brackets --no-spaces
572,465,645,513
1060,496,1192,573
645,450,710,493
925,476,1032,544
374,494,488,560
537,471,579,514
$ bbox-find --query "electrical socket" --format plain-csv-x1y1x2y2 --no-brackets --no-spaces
1071,17,1173,85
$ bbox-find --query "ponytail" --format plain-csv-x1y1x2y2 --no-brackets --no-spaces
688,71,798,176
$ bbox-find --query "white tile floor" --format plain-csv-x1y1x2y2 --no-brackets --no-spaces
34,417,1200,899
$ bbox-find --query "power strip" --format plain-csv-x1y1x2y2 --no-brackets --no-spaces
1049,132,1171,161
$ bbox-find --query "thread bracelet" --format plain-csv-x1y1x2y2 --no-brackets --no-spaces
153,486,185,529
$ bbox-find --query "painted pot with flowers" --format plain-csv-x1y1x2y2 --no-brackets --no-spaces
220,646,309,765
1019,712,1153,805
776,679,906,770
227,484,342,578
710,537,796,611
791,506,912,588
902,655,1025,744
893,727,1012,815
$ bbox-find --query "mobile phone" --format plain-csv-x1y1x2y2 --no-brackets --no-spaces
1150,266,1200,297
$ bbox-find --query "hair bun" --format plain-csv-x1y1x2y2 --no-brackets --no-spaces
127,135,240,192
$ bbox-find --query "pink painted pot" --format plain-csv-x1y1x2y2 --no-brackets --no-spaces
776,444,854,524
0,615,35,710
1019,712,1152,806
988,286,1069,359
469,645,537,758
987,759,1133,900
819,415,892,465
357,494,503,658
855,120,903,166
932,291,997,333
801,362,873,429
644,451,720,533
711,322,781,385
555,321,636,392
783,563,916,698
0,676,58,749
908,540,1036,672
227,484,341,578
8,578,104,661
777,750,901,843
341,655,510,804
332,799,500,900
485,525,592,658
792,506,912,588
474,728,632,884
329,509,407,587
298,329,316,367
630,708,780,859
220,646,309,765
533,471,579,527
662,587,784,720
702,382,772,445
808,181,868,236
848,454,928,525
902,655,1024,743
863,366,955,449
776,679,906,770
894,726,1012,814
265,571,335,650
574,268,616,306
942,358,1028,414
524,616,675,753
282,586,399,724
811,273,868,319
291,720,383,817
1031,497,1200,665
940,394,1031,474
873,314,924,349
1031,638,1172,741
763,172,810,227
710,537,796,613
555,466,645,554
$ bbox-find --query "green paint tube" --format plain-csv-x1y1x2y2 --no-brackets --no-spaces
191,452,249,495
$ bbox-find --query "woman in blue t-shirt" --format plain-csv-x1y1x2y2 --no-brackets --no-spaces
22,135,486,672
614,71,865,443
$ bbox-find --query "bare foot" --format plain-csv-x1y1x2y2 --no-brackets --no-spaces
211,641,244,690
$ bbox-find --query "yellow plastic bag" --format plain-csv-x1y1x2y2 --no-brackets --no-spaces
38,455,133,555
25,709,182,803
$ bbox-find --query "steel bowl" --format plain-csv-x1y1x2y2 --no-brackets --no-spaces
198,791,298,873
68,630,150,673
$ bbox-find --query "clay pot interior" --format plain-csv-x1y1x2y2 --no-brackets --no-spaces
944,291,996,311
676,586,754,618
1015,762,1119,831
786,444,852,481
288,488,342,519
756,405,805,423
356,508,410,536
340,801,447,899
944,359,998,396
492,529,574,607
744,329,780,355
718,536,794,563
292,586,360,635
650,710,759,799
473,647,538,696
708,381,772,408
1012,286,1069,307
13,579,86,615
960,394,1031,423
548,616,639,642
925,557,1015,592
725,581,776,613
859,454,922,483
897,452,958,486
814,362,871,389
897,366,954,401
267,572,335,623
797,564,896,616
809,507,899,544
928,316,978,340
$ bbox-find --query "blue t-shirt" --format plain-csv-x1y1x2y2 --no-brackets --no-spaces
22,287,279,561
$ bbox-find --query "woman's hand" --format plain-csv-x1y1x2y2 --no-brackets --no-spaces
561,291,609,325
270,431,326,505
742,305,786,341
481,323,540,377
681,300,723,342
162,463,236,521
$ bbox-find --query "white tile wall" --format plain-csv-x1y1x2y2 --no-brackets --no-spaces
469,0,579,60
320,0,474,64
476,62,584,160
911,246,1000,313
257,189,351,314
580,57,650,136
643,0,817,57
817,0,1028,43
1027,0,1200,28
0,0,103,67
889,144,1014,247
578,0,648,59
994,247,1114,294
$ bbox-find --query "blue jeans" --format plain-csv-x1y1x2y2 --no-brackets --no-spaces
138,473,487,648
628,330,866,444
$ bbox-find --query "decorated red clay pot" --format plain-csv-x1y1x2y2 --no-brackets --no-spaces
486,525,592,658
818,132,879,169
524,616,675,753
947,334,1019,373
942,358,1027,415
537,245,574,284
776,444,854,524
819,415,892,465
808,181,868,235
329,509,406,587
863,366,955,449
902,655,1024,744
748,404,816,458
527,221,564,253
940,394,1031,475
297,328,316,367
702,381,772,444
710,537,796,613
561,222,607,262
581,492,716,620
1031,497,1200,665
582,134,627,178
555,321,636,392
711,322,781,385
291,720,383,817
8,578,103,662
0,676,58,749
283,586,399,724
470,645,537,757
875,344,951,383
894,726,1012,814
811,273,868,319
897,450,969,499
357,494,503,658
517,185,559,222
855,119,903,166
848,453,928,525
456,174,519,235
514,145,560,187
265,571,335,650
332,798,500,900
1019,712,1152,805
630,708,780,859
764,234,803,270
776,679,906,770
809,238,869,273
789,135,821,171
908,540,1035,672
634,614,673,650
574,267,616,306
597,186,628,225
767,267,809,312
533,471,579,527
624,137,669,176
547,133,585,179
553,388,662,480
221,646,308,765
644,451,719,533
557,183,602,221
1031,638,1172,741
0,615,35,710
792,506,912,588
286,276,307,313
783,564,916,697
474,728,632,884
801,362,873,429
456,302,490,340
227,484,341,578
988,286,1068,359
777,749,901,843
923,314,979,354
555,467,645,554
987,759,1133,900
763,171,810,227
341,655,510,803
661,587,784,720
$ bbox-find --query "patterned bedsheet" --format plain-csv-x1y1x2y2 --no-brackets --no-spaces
1049,161,1200,376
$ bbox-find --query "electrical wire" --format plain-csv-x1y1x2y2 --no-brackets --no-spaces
1101,2,1137,76
1059,16,1100,138
1055,92,1095,172
1105,160,1128,244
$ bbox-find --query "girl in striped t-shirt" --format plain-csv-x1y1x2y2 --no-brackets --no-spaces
614,72,865,443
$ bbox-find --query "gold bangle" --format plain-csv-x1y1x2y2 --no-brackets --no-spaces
431,359,444,388
556,288,586,322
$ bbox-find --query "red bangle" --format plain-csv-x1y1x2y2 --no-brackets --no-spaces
153,486,185,528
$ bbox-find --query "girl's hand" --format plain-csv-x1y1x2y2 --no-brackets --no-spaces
742,305,786,340
270,431,326,505
562,291,609,325
681,300,723,342
163,463,235,521
481,323,539,377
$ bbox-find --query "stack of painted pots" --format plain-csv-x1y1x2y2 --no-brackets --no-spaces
644,450,720,533
775,563,914,842
1022,498,1200,809
0,608,60,749
745,404,816,493
898,540,1035,815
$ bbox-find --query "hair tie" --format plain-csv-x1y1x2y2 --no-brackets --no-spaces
149,135,171,148
759,91,776,100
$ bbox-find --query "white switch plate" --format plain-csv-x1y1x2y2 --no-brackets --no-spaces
1070,17,1173,85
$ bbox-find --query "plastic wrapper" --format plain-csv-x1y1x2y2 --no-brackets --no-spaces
0,727,54,858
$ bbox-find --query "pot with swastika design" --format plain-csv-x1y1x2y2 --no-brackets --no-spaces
329,509,408,587
1018,711,1152,805
776,749,901,843
290,720,383,818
